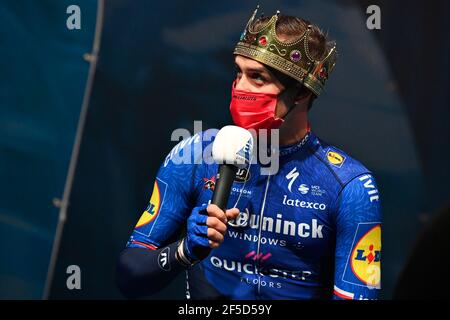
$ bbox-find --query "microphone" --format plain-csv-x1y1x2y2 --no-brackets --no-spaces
211,125,254,210
188,126,254,262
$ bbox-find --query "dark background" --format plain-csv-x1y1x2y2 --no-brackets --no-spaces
1,0,449,299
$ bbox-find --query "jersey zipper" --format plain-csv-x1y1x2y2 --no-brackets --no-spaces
255,174,271,297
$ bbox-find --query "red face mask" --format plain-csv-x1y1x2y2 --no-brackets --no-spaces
229,80,284,130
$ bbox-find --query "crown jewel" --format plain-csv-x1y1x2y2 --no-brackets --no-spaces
234,6,337,96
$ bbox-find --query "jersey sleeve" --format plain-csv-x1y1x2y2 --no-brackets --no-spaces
126,133,205,250
332,173,382,300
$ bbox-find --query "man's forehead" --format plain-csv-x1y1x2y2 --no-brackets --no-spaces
234,55,268,71
234,54,297,88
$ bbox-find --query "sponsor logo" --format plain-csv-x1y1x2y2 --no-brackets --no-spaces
228,208,251,227
310,185,326,196
359,174,379,202
285,167,299,192
326,150,346,168
282,195,327,211
245,250,272,263
228,210,324,239
298,184,309,194
343,223,381,288
228,230,287,247
203,176,216,191
235,168,251,183
233,94,256,101
210,256,312,281
158,247,171,271
240,277,282,289
135,179,167,229
230,186,252,197
285,168,326,197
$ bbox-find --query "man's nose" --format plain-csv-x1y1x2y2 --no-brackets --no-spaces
235,75,253,92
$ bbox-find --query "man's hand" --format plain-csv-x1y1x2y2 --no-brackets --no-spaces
182,204,240,263
205,204,240,248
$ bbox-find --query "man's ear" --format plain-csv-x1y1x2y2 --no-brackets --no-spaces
294,86,312,105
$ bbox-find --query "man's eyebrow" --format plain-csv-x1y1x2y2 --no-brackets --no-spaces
235,64,269,74
248,67,268,73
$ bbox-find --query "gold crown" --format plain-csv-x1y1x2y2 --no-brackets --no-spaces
233,6,337,96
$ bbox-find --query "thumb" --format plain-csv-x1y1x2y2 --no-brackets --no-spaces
225,207,240,221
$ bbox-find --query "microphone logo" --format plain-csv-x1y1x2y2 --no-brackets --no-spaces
236,138,253,166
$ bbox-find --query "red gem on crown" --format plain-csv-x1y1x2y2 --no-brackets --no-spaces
258,36,268,46
319,67,327,80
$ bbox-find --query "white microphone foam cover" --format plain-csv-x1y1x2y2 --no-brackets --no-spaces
212,125,254,168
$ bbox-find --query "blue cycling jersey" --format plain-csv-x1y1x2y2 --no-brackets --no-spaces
126,130,382,300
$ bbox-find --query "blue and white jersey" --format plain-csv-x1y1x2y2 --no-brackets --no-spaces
126,130,382,300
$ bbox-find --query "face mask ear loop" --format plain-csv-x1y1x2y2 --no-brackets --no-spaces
279,84,307,120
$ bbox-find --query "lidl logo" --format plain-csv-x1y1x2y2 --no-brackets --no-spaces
135,179,166,229
326,150,346,168
343,223,381,288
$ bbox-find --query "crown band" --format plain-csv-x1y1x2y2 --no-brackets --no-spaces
234,44,308,81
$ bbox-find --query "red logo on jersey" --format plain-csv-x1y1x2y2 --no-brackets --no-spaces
203,176,216,191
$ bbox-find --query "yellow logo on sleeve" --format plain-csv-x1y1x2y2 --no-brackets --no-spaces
350,224,381,287
135,180,162,228
327,150,345,167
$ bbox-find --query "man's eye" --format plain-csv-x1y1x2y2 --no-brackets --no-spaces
251,73,266,82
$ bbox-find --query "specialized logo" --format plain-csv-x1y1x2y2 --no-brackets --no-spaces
343,223,381,288
285,168,325,197
135,179,167,229
285,167,299,192
326,150,346,168
235,168,251,183
203,176,216,191
158,247,171,271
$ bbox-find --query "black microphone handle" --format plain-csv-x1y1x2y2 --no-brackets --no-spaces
211,164,238,211
191,164,238,261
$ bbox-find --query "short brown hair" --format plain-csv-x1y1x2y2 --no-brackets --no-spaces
250,14,333,107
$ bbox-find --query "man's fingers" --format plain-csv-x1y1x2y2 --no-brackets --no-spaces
206,217,227,234
207,228,224,243
225,208,240,221
206,204,227,224
208,240,220,249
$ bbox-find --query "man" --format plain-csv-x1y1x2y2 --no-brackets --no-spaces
117,7,382,300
